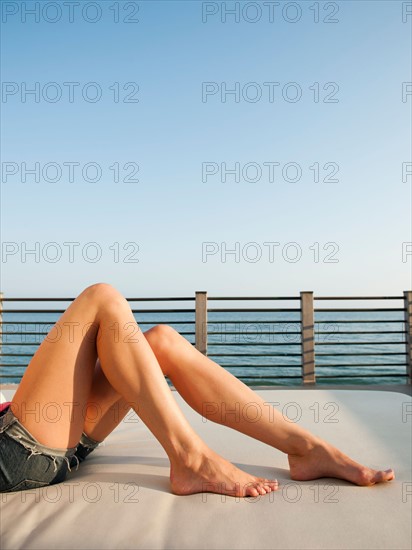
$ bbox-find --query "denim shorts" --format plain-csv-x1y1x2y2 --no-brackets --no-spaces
0,405,101,493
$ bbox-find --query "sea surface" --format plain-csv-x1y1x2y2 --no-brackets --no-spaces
0,308,408,386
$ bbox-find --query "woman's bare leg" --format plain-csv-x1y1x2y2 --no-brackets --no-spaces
80,358,131,443
78,322,395,486
10,283,278,497
141,325,395,487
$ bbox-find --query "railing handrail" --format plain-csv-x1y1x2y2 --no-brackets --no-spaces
0,297,195,302
0,294,404,301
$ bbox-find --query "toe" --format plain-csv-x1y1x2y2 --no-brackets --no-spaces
248,486,259,497
385,469,395,481
257,484,266,495
268,480,279,490
357,467,376,486
373,469,395,483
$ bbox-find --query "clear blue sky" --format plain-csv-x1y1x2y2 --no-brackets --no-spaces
1,0,411,298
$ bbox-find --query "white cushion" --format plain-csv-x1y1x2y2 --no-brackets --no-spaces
0,389,411,549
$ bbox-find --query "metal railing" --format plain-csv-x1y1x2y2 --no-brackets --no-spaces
0,290,411,385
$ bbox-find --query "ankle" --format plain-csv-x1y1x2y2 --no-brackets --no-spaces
169,441,210,473
286,434,321,457
158,424,212,471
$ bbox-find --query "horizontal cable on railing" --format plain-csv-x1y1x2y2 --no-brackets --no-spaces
208,331,301,335
236,374,302,379
1,343,56,347
316,352,407,356
2,297,195,302
0,363,303,369
0,330,196,337
208,308,301,312
208,297,300,300
315,373,407,378
0,365,29,368
314,296,403,300
207,352,303,357
314,362,407,367
1,354,37,357
1,298,76,302
137,321,194,325
0,320,195,326
315,341,406,345
2,308,196,314
207,343,302,346
1,339,198,346
215,364,302,368
207,320,302,324
316,330,405,334
315,308,405,312
315,319,405,325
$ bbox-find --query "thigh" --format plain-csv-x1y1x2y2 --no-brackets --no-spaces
10,284,104,449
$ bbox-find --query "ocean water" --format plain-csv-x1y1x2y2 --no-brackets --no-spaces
0,309,408,386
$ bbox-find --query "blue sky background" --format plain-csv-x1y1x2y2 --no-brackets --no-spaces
1,0,411,298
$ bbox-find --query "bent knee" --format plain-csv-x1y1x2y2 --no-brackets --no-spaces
84,282,116,294
80,282,125,306
144,324,176,355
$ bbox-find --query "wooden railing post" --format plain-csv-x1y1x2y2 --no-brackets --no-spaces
404,291,412,384
195,291,208,355
300,291,316,384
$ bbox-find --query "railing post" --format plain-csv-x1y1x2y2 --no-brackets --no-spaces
300,291,316,384
404,291,412,384
195,291,208,355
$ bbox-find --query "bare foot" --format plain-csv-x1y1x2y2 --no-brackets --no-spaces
170,449,279,497
288,439,395,486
